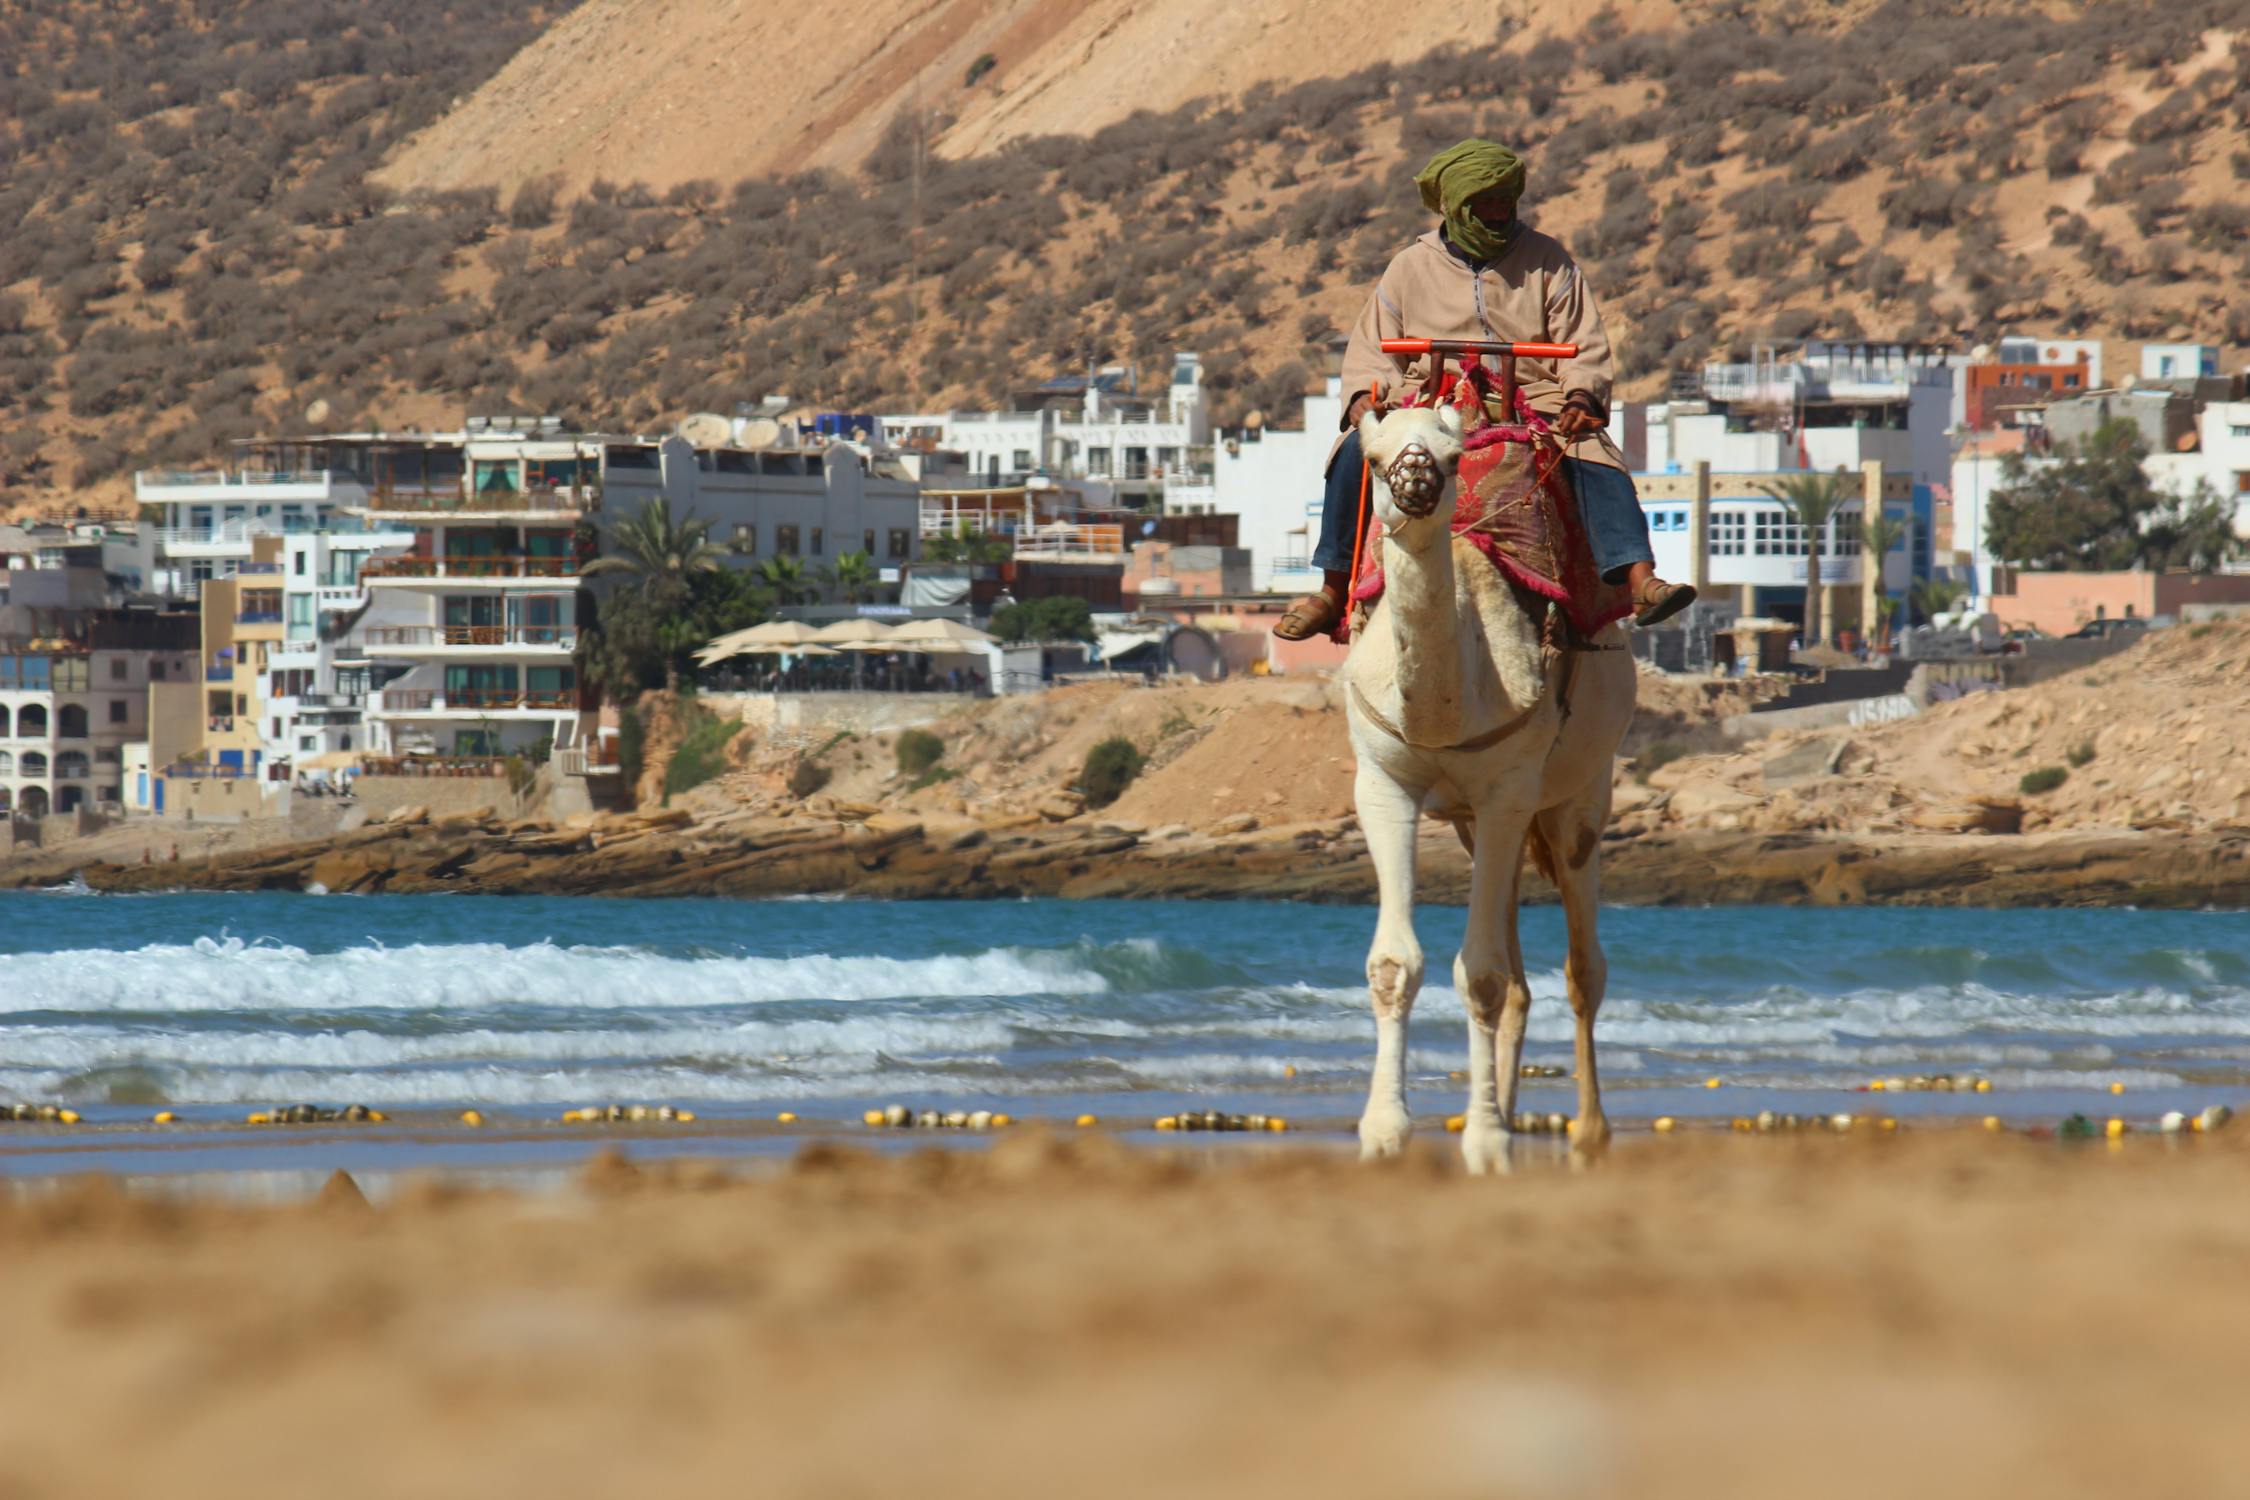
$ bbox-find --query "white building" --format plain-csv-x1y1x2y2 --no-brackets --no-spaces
259,527,418,764
2141,343,2220,382
882,353,1209,506
2147,399,2250,556
1677,344,1956,489
134,446,391,598
354,422,922,768
1636,463,1914,627
1213,375,1348,596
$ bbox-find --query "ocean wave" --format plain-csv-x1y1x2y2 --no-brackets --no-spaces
0,935,1117,1013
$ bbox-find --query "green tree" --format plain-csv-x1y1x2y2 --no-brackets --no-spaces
923,527,1013,564
1759,469,1854,647
1079,736,1145,809
1986,420,2240,572
756,553,818,606
1908,575,1968,625
827,549,878,603
578,564,772,701
581,496,726,601
1859,508,1909,649
992,595,1094,644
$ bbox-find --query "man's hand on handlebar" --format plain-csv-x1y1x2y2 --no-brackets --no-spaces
1553,393,1604,442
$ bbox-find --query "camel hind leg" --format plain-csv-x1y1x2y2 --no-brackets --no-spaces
1534,783,1614,1155
1453,802,1535,1175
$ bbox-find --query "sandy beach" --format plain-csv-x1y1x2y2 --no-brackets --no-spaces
4,1125,2246,1499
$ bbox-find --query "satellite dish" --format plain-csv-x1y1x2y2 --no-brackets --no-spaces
677,413,733,448
304,398,331,426
734,417,783,449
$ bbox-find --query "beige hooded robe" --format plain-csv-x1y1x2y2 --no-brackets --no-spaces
1338,227,1625,473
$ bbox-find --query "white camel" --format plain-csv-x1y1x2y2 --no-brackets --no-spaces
1343,401,1637,1174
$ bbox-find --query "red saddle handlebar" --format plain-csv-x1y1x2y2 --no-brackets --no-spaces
1380,337,1578,361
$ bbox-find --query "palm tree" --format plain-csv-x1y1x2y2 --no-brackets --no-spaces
827,549,878,604
1760,469,1854,648
580,497,725,603
1859,508,1909,651
1909,576,1969,626
756,553,816,606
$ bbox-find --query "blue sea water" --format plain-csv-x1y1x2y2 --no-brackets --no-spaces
2,891,2247,1151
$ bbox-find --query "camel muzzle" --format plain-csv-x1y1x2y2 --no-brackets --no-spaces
1384,442,1444,518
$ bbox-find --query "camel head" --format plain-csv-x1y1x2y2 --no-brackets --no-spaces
1357,403,1465,539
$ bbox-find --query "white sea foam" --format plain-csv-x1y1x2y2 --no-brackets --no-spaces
0,936,1111,1013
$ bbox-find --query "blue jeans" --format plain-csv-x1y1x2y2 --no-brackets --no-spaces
1312,440,1654,585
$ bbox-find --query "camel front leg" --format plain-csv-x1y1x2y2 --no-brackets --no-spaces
1457,801,1534,1176
1355,763,1424,1160
1538,797,1613,1155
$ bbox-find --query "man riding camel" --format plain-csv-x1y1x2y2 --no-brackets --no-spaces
1274,139,1696,641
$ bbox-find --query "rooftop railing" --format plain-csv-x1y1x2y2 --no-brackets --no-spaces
372,688,576,714
135,469,344,488
360,556,582,580
365,484,599,514
363,625,577,649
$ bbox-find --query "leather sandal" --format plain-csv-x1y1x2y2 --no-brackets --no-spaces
1274,587,1345,641
1632,577,1698,628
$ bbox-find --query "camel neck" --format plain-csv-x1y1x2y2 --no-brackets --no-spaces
1382,523,1470,747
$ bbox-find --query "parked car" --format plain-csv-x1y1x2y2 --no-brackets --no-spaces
2068,617,2147,640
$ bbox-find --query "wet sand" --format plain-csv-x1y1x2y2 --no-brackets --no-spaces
2,1126,2246,1499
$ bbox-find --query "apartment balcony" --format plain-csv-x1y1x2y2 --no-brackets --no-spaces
1014,523,1126,559
369,688,578,717
361,625,577,657
151,517,369,556
360,556,583,587
204,666,233,683
235,610,284,625
359,484,599,522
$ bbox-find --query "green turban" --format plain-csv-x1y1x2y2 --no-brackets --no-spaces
1415,139,1527,263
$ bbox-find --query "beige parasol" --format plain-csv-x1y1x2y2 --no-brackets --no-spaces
886,617,995,647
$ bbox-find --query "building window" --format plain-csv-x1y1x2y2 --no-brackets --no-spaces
888,528,910,559
109,658,127,681
54,657,88,691
734,523,756,555
1752,508,1809,557
294,552,306,575
1085,447,1110,476
1710,512,1746,557
811,527,823,556
863,528,875,556
58,704,89,739
109,699,128,724
776,525,800,555
1011,449,1033,473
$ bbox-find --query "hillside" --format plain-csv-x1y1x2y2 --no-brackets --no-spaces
373,0,1511,192
2,0,2246,516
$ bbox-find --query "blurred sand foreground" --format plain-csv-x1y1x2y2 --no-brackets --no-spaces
3,1130,2246,1499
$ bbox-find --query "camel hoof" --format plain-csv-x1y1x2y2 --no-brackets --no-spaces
1568,1117,1613,1158
1357,1110,1412,1161
1461,1124,1513,1176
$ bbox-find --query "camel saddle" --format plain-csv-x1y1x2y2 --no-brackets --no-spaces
1344,375,1632,644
